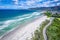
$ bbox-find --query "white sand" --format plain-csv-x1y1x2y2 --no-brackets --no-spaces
0,16,47,40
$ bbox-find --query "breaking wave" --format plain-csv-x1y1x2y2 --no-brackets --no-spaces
0,11,43,36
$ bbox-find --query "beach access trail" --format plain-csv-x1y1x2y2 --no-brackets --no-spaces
43,17,54,40
0,16,47,40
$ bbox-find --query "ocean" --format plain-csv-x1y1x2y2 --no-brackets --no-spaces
0,9,43,37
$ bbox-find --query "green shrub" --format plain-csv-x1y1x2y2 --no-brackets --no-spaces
44,11,52,17
47,18,60,40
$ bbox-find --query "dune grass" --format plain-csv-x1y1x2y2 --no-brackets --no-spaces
31,20,50,40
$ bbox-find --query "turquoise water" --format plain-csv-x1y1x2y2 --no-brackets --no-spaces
0,10,43,36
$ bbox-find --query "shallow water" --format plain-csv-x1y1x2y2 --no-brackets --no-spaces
0,10,43,36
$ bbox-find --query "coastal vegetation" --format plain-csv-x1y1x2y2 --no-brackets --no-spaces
32,20,49,40
52,13,60,18
31,11,51,40
44,11,52,17
47,18,60,40
46,16,60,40
45,11,60,40
32,11,60,40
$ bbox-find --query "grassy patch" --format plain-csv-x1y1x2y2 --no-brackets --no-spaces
47,18,60,40
31,20,50,40
44,11,52,17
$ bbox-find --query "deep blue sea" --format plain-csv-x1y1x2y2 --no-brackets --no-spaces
0,9,43,36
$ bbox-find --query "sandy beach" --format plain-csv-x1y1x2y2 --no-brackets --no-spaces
0,16,47,40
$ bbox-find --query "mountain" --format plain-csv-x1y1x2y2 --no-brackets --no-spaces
29,6,60,11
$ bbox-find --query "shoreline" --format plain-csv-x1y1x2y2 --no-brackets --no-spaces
0,15,47,40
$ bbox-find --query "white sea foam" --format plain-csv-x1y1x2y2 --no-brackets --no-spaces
0,20,15,29
0,13,31,29
14,14,31,19
0,14,31,29
32,12,40,15
0,11,42,30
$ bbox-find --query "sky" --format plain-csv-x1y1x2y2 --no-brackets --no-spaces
0,0,60,9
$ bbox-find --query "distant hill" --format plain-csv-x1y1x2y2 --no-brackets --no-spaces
29,6,60,11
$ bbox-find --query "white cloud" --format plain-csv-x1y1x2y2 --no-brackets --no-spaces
0,0,60,9
12,0,18,4
54,0,59,2
26,1,35,5
19,0,60,8
0,5,19,9
57,3,60,5
50,4,56,7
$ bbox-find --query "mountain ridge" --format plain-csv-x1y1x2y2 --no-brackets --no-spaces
29,6,60,11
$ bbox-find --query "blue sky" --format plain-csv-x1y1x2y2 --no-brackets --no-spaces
0,0,60,9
